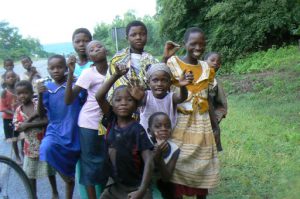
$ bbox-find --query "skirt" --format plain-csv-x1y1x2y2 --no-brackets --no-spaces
23,156,56,179
170,111,220,189
79,127,109,186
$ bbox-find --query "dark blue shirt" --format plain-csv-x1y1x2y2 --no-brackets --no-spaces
103,111,153,187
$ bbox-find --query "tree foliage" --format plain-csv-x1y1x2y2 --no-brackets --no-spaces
93,10,164,58
157,0,300,63
0,21,48,61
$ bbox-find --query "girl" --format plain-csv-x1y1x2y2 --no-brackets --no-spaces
166,27,220,199
65,40,109,199
72,28,93,78
0,70,23,164
148,112,180,199
204,52,228,151
139,62,193,132
95,63,153,199
38,55,81,199
13,80,58,199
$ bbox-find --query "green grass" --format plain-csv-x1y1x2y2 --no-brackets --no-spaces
223,45,300,74
207,49,300,199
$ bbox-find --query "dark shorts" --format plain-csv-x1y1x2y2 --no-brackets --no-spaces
79,127,109,186
3,119,19,139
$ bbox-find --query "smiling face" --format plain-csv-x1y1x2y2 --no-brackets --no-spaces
149,114,172,141
87,41,107,62
148,71,171,99
112,87,137,118
127,26,147,53
16,85,33,105
185,32,206,60
73,33,91,56
206,53,221,72
47,57,67,83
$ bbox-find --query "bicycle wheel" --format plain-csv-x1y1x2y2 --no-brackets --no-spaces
0,155,36,199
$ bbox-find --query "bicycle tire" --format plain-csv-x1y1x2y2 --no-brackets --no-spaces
0,155,36,199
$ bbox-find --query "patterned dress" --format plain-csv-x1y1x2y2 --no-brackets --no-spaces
13,100,55,179
167,56,220,192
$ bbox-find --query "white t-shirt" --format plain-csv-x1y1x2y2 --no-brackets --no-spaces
130,53,142,75
76,66,105,130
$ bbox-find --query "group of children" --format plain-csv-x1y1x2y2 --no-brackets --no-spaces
0,20,227,199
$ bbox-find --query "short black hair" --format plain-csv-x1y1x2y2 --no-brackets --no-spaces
20,55,32,61
126,20,147,36
204,52,220,61
15,80,33,93
4,58,13,64
183,27,204,43
48,54,66,66
148,112,170,129
72,28,92,41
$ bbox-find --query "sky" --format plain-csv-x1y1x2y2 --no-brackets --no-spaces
0,0,156,44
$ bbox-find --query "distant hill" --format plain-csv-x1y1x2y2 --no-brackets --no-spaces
43,42,75,55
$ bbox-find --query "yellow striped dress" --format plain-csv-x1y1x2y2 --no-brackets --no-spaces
167,56,220,189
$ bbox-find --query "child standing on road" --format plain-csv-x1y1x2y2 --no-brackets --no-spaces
166,27,220,199
65,40,109,199
13,80,58,199
0,70,23,163
204,52,228,151
96,63,153,199
38,55,81,199
72,28,93,78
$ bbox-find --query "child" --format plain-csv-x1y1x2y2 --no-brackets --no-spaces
139,62,193,133
0,70,23,164
204,52,228,151
165,27,220,199
13,80,58,199
148,112,180,199
65,40,109,199
38,55,81,199
72,28,93,78
1,58,20,88
95,63,153,199
108,20,158,93
20,55,42,94
71,27,98,199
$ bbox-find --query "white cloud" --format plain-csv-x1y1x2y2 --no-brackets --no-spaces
0,0,156,44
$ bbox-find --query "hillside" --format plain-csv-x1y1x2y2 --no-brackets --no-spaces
209,46,300,199
43,42,74,55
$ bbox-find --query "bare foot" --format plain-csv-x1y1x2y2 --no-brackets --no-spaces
15,157,22,166
52,192,59,199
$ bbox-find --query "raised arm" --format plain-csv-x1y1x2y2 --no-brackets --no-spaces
173,70,194,104
65,55,82,104
162,41,181,63
95,64,129,115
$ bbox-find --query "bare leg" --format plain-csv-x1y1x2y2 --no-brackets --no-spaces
66,181,75,199
86,186,96,199
12,141,21,164
48,175,59,199
20,139,25,157
29,179,37,198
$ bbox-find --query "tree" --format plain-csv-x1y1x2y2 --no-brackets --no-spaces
0,21,49,61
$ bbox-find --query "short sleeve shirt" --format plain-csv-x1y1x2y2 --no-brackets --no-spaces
103,111,153,186
76,66,106,130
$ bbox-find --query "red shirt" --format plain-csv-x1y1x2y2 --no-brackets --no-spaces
0,89,17,119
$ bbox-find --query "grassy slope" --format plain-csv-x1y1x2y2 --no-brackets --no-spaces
209,46,300,199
